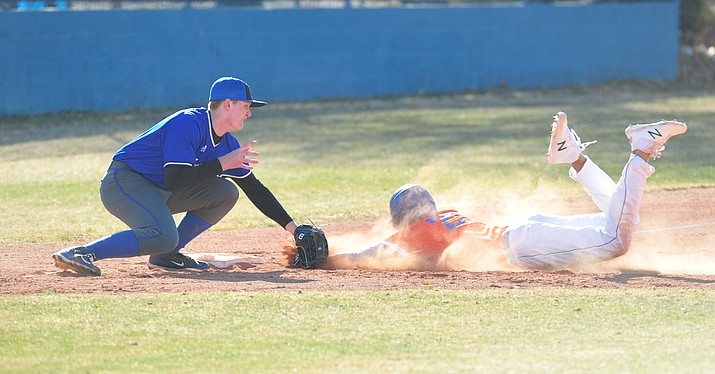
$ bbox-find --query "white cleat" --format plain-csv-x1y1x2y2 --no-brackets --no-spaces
547,111,597,164
625,120,687,159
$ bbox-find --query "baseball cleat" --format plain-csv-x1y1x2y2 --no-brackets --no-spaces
625,120,687,159
147,252,210,271
547,111,597,164
53,246,101,276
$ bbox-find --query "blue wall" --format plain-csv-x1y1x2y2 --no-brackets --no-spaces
0,1,680,116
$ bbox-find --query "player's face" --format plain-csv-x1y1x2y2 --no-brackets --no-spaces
228,100,252,131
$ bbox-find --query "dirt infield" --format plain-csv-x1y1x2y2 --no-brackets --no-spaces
3,187,715,295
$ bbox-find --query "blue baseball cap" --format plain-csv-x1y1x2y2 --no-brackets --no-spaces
208,77,267,107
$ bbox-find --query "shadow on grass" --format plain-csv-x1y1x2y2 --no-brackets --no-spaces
601,270,715,285
147,269,315,284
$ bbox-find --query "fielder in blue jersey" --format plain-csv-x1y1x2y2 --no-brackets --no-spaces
53,77,300,276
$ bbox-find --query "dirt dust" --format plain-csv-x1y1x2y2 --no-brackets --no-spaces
2,187,715,295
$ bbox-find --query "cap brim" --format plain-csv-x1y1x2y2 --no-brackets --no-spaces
249,100,267,107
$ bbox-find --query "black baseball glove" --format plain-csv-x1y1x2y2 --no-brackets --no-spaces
293,224,329,269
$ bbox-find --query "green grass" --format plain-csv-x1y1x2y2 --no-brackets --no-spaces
2,83,715,373
1,83,714,244
1,289,714,373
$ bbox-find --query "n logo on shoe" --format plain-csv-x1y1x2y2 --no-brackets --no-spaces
557,140,567,151
170,261,184,267
648,129,662,139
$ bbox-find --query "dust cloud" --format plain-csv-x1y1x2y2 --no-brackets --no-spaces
325,188,715,275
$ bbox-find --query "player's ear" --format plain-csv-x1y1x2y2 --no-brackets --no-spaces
222,98,233,110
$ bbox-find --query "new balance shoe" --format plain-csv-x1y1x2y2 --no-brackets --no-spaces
147,252,210,271
53,246,101,276
625,120,687,159
547,111,597,164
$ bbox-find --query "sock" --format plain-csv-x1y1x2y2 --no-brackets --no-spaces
166,212,213,255
86,230,140,260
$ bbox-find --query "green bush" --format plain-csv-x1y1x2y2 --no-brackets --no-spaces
681,0,715,46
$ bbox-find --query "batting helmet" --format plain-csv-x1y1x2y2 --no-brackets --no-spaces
389,184,437,229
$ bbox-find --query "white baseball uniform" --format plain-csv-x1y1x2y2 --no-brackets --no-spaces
503,154,653,270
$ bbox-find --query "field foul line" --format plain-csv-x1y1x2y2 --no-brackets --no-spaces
638,220,715,234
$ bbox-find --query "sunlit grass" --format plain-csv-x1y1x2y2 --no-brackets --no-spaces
1,83,713,244
1,289,714,373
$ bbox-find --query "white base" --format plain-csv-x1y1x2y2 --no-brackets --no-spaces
187,253,264,269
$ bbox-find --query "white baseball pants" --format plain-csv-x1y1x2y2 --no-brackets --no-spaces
502,154,655,270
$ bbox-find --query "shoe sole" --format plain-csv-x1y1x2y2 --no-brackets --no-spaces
53,254,101,276
625,121,687,140
547,112,569,164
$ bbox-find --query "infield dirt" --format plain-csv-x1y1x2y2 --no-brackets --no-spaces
3,187,714,294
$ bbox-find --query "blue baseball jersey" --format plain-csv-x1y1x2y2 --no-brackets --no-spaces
113,108,251,189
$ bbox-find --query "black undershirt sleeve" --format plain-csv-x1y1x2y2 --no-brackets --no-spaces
164,159,223,192
164,162,293,228
231,173,294,228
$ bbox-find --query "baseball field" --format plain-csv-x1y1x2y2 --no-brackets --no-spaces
1,82,715,372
